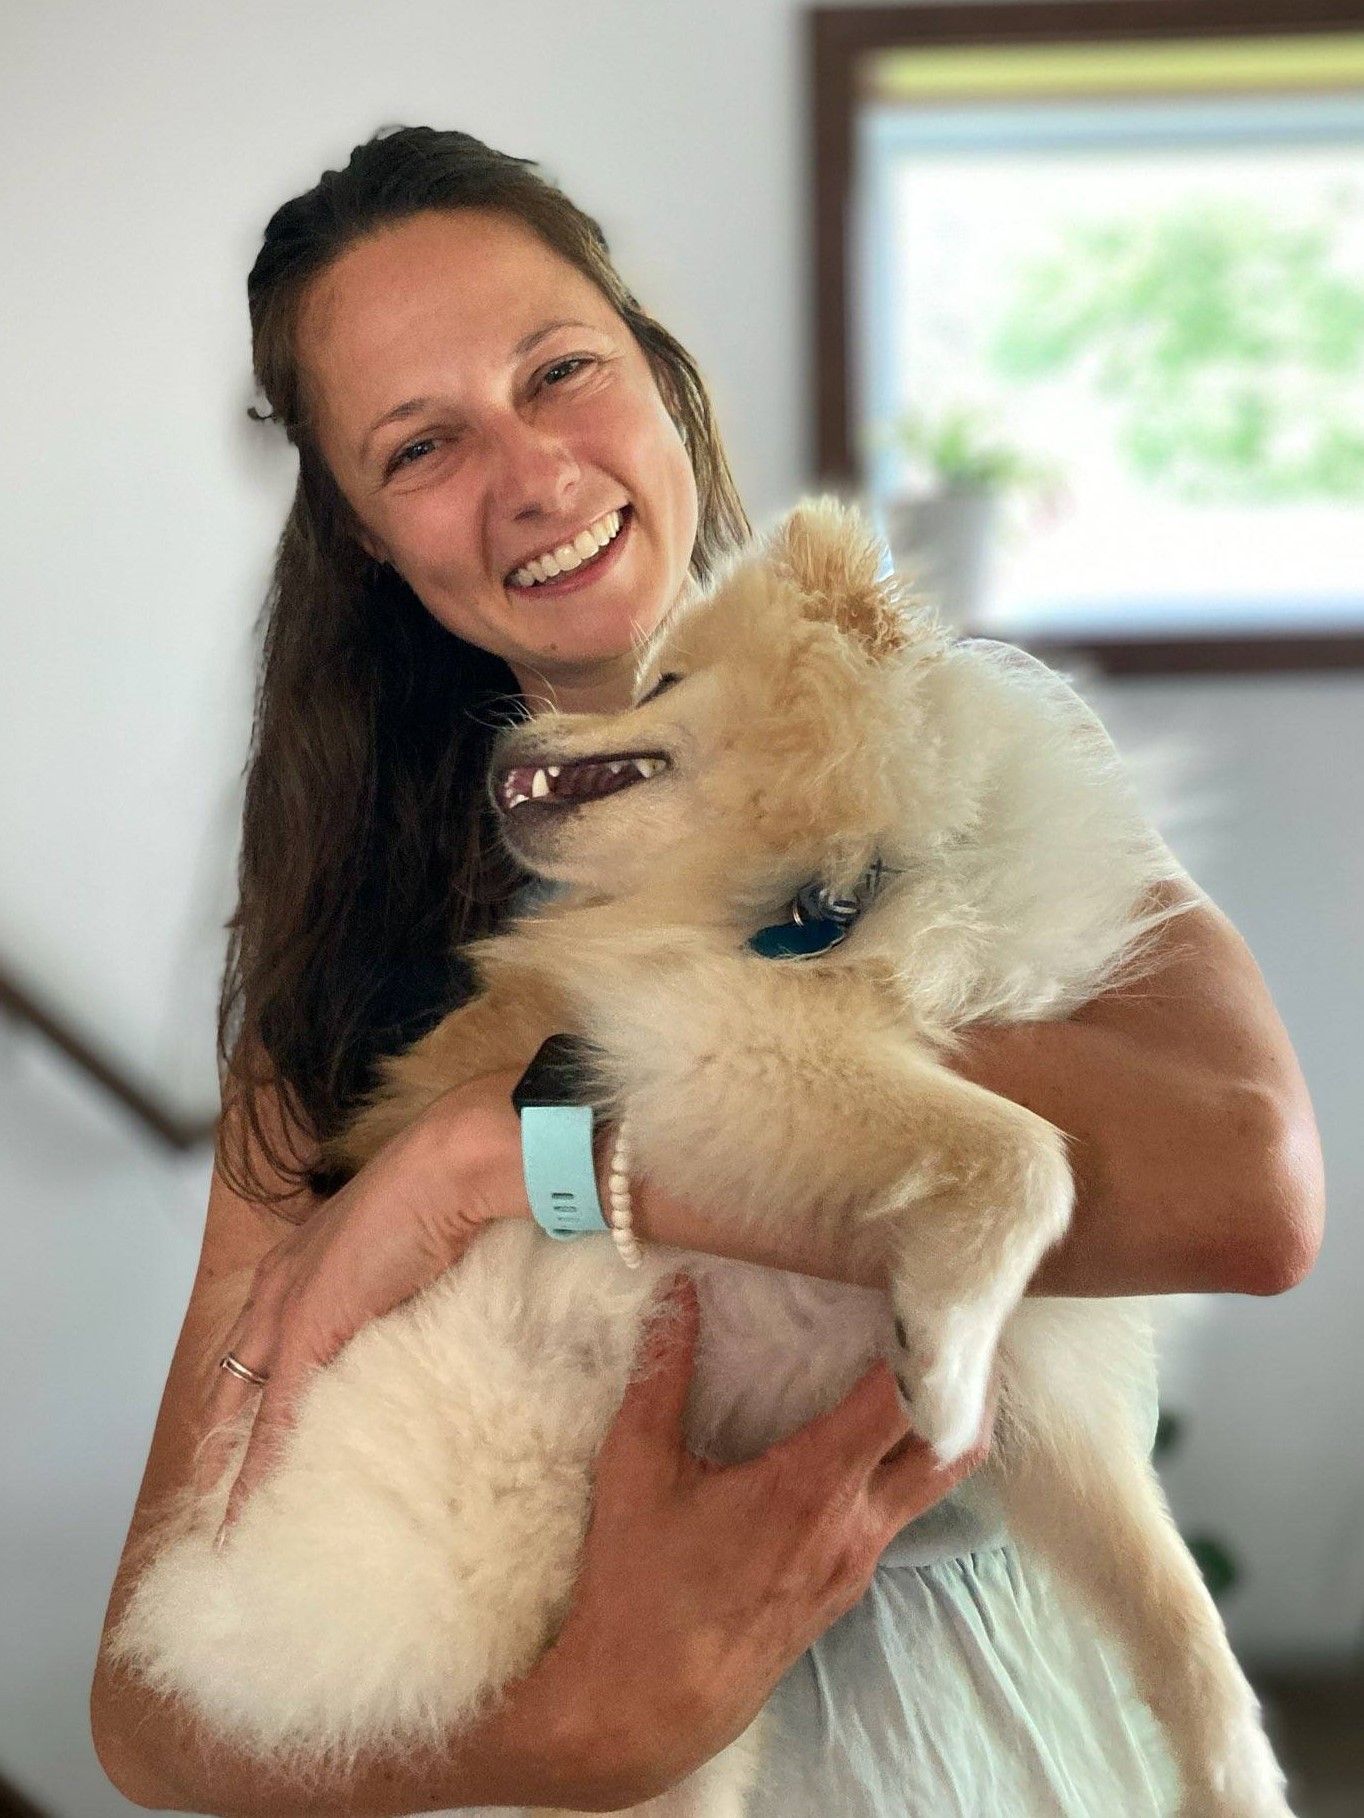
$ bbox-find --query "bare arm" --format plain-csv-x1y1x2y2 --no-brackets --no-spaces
89,1132,601,1815
956,886,1324,1298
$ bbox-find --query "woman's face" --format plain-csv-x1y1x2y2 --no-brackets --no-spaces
298,208,700,712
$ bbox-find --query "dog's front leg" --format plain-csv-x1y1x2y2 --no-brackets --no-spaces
841,1049,1073,1465
337,971,571,1170
605,960,1072,1464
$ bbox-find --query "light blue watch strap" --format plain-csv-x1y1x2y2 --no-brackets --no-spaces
520,1104,610,1240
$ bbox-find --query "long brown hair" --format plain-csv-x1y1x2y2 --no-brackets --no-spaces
222,125,750,1200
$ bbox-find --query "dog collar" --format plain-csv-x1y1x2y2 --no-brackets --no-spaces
747,859,891,960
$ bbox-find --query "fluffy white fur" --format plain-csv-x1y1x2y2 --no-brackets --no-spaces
115,501,1293,1817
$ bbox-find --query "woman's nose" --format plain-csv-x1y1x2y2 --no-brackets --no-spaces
492,414,581,519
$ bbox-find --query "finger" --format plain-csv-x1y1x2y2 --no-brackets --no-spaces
868,1390,997,1531
194,1364,268,1500
215,1368,304,1543
772,1358,912,1487
202,1278,285,1423
597,1273,700,1477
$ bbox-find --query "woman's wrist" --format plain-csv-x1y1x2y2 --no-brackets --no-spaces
422,1074,533,1233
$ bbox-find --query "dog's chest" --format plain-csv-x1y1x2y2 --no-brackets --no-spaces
678,1253,896,1462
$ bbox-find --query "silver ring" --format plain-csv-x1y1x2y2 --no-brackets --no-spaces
219,1351,270,1387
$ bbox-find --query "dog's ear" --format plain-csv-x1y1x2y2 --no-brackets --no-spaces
768,497,917,660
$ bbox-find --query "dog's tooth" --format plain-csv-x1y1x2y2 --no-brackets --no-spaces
609,761,625,774
506,790,529,809
546,765,561,778
531,769,551,799
633,758,656,778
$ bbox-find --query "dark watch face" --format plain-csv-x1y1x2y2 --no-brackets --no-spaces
511,1033,600,1111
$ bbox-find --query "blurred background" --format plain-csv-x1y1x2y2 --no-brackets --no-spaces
2,2,1361,1813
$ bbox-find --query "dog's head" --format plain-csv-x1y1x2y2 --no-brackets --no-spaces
491,498,949,912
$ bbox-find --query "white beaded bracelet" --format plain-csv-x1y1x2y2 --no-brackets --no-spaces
606,1119,642,1269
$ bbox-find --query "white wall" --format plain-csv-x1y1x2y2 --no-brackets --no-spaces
2,0,1359,1682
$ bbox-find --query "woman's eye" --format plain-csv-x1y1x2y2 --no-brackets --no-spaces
542,356,590,387
388,437,438,474
639,671,683,705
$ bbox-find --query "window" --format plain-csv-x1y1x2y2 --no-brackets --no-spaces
811,2,1364,672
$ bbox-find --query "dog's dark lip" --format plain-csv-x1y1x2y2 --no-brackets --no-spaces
495,749,670,814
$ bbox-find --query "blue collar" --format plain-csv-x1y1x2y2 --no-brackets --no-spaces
747,859,890,961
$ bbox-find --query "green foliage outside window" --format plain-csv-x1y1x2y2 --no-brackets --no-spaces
990,196,1364,503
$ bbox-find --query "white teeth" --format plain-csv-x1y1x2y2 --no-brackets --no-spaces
546,765,561,777
508,508,624,588
531,769,551,799
609,761,626,774
633,757,664,778
506,790,529,809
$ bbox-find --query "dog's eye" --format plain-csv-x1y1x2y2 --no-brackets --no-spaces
638,671,683,705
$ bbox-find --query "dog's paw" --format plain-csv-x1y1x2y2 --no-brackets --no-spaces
888,1297,999,1465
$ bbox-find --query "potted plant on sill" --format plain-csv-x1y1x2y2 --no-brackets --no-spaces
881,405,1059,629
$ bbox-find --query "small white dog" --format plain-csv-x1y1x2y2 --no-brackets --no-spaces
116,500,1294,1817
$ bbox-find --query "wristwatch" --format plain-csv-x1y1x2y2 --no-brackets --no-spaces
511,1034,611,1241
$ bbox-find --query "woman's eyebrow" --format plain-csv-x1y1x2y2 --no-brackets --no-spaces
360,319,597,458
512,317,593,358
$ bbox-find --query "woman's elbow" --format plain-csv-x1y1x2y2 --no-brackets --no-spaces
90,1670,187,1813
1217,1083,1325,1297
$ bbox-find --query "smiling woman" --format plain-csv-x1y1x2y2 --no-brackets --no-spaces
91,122,1321,1818
300,208,699,707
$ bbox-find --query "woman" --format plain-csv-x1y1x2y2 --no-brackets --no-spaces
92,127,1322,1816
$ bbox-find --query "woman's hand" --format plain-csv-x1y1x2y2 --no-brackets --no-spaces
207,1070,528,1533
546,1270,994,1807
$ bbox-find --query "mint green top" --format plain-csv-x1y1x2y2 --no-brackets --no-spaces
446,1502,1177,1817
749,1529,1177,1815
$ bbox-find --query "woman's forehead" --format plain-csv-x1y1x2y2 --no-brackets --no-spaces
297,210,620,438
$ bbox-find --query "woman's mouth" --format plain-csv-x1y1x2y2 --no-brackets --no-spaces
504,506,631,598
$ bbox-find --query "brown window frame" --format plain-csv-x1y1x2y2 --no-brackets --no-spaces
809,0,1364,674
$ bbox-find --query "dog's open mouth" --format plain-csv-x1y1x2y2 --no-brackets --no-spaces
496,752,669,813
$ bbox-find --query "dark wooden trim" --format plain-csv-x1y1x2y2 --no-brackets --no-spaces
0,967,217,1151
0,1768,52,1818
1023,629,1364,674
808,1,1364,671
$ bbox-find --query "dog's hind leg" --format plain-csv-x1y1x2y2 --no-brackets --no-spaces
993,1302,1294,1818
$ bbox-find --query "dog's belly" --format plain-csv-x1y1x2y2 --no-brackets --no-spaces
680,1253,896,1463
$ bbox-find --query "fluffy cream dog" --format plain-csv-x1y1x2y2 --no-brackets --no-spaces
115,501,1293,1818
